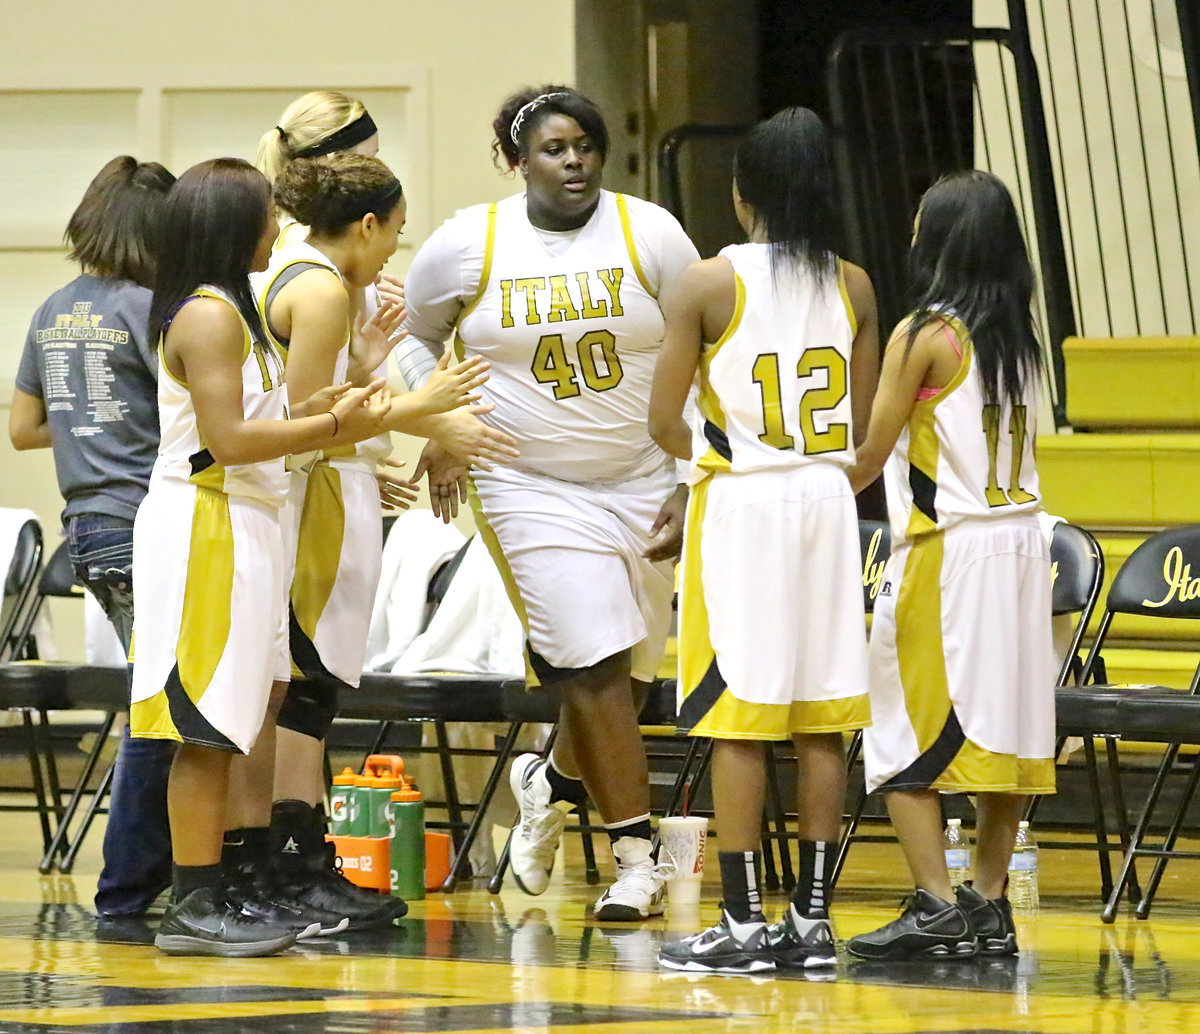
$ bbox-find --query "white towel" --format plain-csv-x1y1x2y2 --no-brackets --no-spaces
365,511,466,672
390,537,525,676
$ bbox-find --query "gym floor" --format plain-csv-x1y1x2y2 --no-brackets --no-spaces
0,812,1197,1033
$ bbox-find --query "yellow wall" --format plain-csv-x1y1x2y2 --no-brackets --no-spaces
0,0,573,656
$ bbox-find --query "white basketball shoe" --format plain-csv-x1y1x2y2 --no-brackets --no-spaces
508,754,574,896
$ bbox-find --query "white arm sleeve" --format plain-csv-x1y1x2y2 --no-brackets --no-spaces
396,206,489,388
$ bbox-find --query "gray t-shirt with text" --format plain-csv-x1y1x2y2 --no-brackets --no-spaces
16,275,159,522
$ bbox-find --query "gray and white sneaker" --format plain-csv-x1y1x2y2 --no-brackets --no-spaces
767,902,837,968
593,836,669,921
659,910,775,974
508,753,574,896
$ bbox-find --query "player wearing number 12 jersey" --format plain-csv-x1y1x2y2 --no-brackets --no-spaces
845,170,1055,962
650,108,878,975
401,87,698,919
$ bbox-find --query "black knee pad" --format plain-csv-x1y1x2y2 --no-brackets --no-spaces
276,677,339,739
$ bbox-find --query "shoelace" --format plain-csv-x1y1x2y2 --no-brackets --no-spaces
610,860,674,898
519,809,566,861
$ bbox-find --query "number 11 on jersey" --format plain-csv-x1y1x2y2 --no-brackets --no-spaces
982,403,1036,507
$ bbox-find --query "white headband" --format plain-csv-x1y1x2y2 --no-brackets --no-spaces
509,92,571,147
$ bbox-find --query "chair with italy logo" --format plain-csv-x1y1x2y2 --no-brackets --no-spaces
1055,523,1200,921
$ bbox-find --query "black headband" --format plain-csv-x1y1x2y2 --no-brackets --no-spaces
292,111,378,158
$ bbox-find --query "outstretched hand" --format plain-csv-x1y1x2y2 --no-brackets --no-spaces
375,457,421,512
420,350,491,415
425,405,519,471
349,300,406,381
413,439,469,523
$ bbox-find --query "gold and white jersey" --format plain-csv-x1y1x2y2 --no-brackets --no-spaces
692,244,858,479
455,190,677,483
884,312,1041,546
152,285,289,506
253,240,390,466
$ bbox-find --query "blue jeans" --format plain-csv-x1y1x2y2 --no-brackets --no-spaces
66,515,174,916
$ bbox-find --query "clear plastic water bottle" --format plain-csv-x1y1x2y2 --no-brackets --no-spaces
943,817,971,889
1008,820,1040,912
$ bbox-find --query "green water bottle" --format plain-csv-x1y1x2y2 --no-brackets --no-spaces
388,782,425,900
329,767,358,835
343,775,371,836
361,755,407,837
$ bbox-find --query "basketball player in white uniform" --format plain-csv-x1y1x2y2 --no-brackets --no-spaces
650,109,878,974
400,87,699,919
130,158,391,956
251,103,503,929
845,170,1055,961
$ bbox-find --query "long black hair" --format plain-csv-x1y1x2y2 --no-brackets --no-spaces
733,107,839,282
148,158,269,346
491,85,609,170
66,156,175,287
906,170,1043,406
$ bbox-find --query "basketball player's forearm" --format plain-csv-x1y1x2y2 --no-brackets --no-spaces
649,417,692,461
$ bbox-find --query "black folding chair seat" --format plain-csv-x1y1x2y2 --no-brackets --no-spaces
1062,524,1200,922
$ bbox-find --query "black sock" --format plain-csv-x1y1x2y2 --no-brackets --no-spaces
545,758,587,807
792,839,836,919
605,816,653,846
221,827,269,880
718,850,764,923
172,863,223,901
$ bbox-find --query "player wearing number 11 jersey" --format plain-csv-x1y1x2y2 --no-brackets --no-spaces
845,170,1054,962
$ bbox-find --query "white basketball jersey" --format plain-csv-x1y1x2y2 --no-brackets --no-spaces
153,285,288,504
456,191,670,483
253,241,389,466
692,244,857,479
884,312,1041,545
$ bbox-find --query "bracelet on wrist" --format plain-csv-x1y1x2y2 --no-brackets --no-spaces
328,410,340,437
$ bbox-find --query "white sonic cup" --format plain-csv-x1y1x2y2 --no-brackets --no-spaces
659,816,708,908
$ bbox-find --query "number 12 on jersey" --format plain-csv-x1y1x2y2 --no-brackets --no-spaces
751,346,848,455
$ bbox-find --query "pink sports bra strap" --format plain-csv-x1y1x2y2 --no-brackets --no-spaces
915,319,964,400
940,320,963,359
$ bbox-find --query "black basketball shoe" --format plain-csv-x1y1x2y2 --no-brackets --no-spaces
658,909,776,975
956,883,1018,956
846,889,977,961
154,887,297,958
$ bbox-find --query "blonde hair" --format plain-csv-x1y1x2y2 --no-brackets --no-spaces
255,90,367,184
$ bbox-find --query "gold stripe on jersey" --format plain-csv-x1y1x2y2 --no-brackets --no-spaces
291,463,346,663
130,487,236,743
693,273,747,475
836,261,857,335
467,480,538,687
902,334,973,539
615,193,653,297
460,203,498,322
177,488,237,701
882,531,1054,793
678,479,869,739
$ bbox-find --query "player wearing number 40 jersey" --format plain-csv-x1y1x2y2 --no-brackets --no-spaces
845,169,1054,962
401,86,699,920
